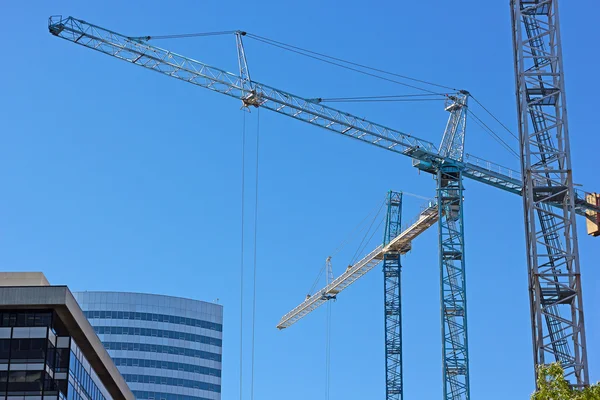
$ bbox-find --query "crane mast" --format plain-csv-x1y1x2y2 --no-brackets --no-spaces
511,0,588,388
382,192,404,400
436,95,469,399
438,166,469,399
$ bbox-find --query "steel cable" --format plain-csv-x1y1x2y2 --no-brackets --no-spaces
250,108,260,400
246,33,458,92
238,112,246,400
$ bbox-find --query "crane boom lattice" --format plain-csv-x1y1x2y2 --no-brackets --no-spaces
47,16,600,217
276,204,438,330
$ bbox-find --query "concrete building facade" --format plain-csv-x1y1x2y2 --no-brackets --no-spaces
0,273,134,400
73,292,222,400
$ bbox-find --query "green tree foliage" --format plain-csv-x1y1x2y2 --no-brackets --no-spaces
531,363,600,400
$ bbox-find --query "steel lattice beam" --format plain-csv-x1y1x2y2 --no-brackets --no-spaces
276,204,438,329
436,94,470,400
438,167,469,400
383,192,404,400
511,0,588,388
47,16,600,217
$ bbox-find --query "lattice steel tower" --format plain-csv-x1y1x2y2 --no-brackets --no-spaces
383,191,404,400
436,94,469,400
511,0,588,388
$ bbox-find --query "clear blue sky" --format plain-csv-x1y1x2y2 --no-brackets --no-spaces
2,1,599,399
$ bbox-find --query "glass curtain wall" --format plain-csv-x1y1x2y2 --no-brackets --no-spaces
74,292,223,400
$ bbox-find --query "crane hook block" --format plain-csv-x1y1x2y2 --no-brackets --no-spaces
242,91,264,108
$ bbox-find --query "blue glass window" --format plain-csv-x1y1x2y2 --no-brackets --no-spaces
68,350,106,400
133,390,216,400
112,358,220,377
122,374,220,393
102,342,221,362
94,326,221,347
83,311,222,332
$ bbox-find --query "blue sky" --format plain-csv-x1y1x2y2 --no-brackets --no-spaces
2,1,599,399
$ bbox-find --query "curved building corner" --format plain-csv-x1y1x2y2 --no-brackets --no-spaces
73,292,223,400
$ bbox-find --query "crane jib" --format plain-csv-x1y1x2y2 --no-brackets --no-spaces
276,203,438,329
47,15,600,217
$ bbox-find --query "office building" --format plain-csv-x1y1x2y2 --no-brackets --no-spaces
73,292,222,400
0,272,134,400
